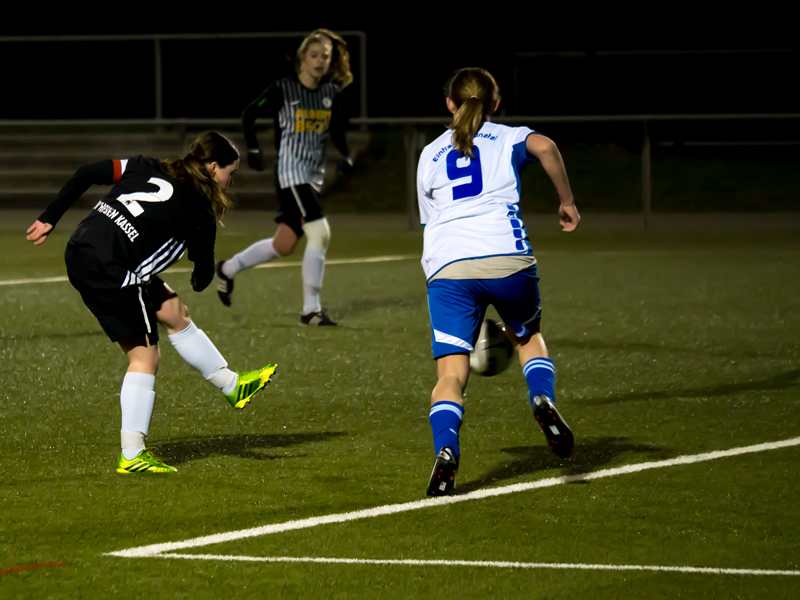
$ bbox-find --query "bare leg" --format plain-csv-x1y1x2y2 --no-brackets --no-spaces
431,354,470,407
272,222,300,257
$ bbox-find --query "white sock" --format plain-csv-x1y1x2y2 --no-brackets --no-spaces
223,238,279,278
302,245,325,315
168,322,238,395
120,372,156,459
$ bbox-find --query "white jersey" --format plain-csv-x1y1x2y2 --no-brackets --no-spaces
417,122,538,281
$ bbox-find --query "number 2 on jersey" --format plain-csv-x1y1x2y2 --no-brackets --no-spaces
117,178,174,217
446,147,483,201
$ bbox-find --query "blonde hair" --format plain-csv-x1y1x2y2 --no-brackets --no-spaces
445,68,501,158
296,28,354,89
161,131,239,222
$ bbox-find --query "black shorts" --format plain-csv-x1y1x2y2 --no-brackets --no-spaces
69,272,177,346
275,182,324,238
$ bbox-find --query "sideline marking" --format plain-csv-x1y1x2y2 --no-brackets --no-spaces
156,554,800,577
0,561,66,576
106,436,800,558
0,255,419,287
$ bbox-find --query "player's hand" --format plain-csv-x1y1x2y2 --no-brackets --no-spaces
559,204,580,232
190,263,215,292
247,149,264,171
26,220,54,245
336,156,354,176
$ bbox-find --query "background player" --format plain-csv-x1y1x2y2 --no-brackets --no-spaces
215,28,354,326
418,68,580,496
26,131,277,474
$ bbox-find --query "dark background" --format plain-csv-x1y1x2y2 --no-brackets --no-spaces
2,17,797,121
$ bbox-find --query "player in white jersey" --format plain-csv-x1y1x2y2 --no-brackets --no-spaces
419,68,580,496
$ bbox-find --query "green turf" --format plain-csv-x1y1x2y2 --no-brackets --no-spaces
1,212,799,598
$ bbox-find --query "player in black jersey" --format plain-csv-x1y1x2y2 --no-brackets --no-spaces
26,132,277,474
215,28,354,326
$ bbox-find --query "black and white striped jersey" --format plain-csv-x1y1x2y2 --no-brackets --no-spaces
53,156,216,290
242,75,349,190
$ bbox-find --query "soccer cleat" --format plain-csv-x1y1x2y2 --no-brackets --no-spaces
216,261,234,307
116,450,177,474
426,446,459,497
224,364,277,409
300,311,337,326
532,395,574,459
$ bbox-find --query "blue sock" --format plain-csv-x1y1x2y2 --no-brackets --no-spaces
429,401,464,457
524,358,556,407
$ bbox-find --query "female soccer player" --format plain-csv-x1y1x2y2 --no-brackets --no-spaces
418,68,580,496
215,28,354,326
26,131,277,474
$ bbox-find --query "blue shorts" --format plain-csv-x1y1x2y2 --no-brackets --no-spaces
427,266,542,359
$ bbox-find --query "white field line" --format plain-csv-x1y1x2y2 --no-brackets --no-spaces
0,255,418,287
156,554,800,577
106,436,800,559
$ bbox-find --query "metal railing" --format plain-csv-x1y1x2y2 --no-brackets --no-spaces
1,113,798,229
0,32,368,122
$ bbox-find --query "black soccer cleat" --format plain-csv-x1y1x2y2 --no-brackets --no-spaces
426,446,459,497
216,261,234,307
300,311,337,326
533,395,574,459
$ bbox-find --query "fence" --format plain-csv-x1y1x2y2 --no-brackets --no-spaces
0,32,368,121
2,113,798,229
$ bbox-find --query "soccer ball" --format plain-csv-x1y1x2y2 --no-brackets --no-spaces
469,319,514,376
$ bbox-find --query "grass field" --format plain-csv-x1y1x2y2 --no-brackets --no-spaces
1,210,799,598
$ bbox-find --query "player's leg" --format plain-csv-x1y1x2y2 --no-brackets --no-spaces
279,183,336,326
300,217,334,325
65,247,176,472
492,267,573,458
151,279,276,409
219,224,298,278
425,279,484,496
115,336,175,473
214,182,304,307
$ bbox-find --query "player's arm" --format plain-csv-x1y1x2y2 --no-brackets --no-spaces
330,93,353,175
525,134,580,232
186,210,217,292
241,83,282,171
27,160,120,245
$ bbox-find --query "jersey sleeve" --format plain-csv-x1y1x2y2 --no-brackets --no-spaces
241,82,284,151
510,126,540,166
416,150,434,227
37,160,120,226
185,203,217,292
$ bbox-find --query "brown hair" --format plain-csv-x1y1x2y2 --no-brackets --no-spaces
296,28,354,89
161,131,239,222
444,68,501,158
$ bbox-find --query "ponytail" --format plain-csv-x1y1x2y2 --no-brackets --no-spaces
445,68,501,159
161,131,239,222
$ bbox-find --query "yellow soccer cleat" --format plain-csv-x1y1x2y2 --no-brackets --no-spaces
116,449,177,474
225,364,277,409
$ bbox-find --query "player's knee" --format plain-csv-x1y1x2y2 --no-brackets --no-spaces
303,218,330,252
